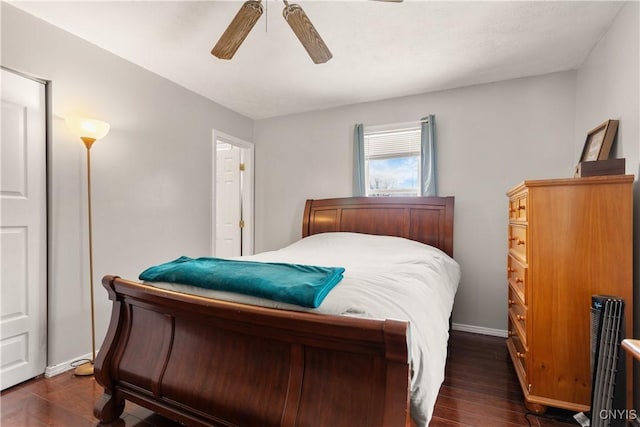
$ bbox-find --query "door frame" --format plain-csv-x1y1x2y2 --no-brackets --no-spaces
211,129,254,256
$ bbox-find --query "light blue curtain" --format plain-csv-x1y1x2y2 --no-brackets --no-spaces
420,115,437,196
353,123,365,196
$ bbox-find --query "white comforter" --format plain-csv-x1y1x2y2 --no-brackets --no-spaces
152,232,460,426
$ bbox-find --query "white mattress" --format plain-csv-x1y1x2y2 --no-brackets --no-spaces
151,232,460,426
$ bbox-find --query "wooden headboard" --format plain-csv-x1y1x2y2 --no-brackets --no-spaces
302,196,455,257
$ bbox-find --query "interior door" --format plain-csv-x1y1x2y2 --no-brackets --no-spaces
215,142,242,257
0,69,47,390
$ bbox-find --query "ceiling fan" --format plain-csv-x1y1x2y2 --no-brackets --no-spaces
211,0,402,64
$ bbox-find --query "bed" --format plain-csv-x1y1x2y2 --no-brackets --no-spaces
94,196,457,427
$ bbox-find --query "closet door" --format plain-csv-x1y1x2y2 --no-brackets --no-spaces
215,142,242,257
1,69,47,389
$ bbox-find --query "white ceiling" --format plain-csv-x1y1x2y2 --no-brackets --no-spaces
10,1,624,120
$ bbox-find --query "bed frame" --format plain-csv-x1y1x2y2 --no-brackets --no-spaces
94,196,454,427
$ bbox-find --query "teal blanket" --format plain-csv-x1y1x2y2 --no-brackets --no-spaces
139,256,345,308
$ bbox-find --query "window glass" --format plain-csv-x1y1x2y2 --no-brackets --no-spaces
367,156,419,196
364,126,421,196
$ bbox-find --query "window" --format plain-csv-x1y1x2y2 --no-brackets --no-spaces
364,126,421,196
353,116,436,197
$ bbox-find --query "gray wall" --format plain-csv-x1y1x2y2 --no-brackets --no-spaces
575,1,639,176
1,4,253,368
254,71,577,333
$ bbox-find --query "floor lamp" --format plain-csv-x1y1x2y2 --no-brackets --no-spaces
66,117,110,376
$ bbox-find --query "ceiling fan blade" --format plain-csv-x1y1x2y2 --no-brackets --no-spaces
283,3,332,64
211,0,263,60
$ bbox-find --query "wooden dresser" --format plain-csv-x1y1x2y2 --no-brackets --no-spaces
506,175,634,413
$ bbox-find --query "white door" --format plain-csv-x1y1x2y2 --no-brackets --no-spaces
215,143,242,257
0,69,47,390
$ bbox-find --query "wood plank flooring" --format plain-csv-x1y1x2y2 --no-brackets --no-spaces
432,331,577,427
1,331,578,426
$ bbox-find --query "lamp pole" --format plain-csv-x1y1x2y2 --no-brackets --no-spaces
65,117,110,377
82,136,96,375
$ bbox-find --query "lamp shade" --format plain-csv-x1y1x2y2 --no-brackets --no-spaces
66,117,110,141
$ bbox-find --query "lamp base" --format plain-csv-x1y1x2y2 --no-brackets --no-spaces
74,361,94,376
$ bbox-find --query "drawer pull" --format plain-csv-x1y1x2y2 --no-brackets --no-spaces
516,351,526,360
509,208,516,213
518,206,526,211
508,299,515,305
517,314,526,322
507,267,515,273
508,236,517,241
516,239,526,246
515,277,524,283
508,330,514,337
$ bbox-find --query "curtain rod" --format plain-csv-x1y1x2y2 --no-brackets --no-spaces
363,118,430,130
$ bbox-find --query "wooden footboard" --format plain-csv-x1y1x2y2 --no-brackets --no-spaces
94,275,412,427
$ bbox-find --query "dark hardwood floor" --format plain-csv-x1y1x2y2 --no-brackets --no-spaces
432,331,577,427
1,331,578,426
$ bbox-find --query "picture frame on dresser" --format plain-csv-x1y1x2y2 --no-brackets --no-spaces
579,119,619,162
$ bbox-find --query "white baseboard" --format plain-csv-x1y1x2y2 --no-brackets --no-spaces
44,352,92,378
452,323,508,338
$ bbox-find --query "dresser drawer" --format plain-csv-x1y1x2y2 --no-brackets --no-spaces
508,292,527,344
507,255,527,303
507,332,527,374
509,198,519,221
508,195,527,222
508,225,527,261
